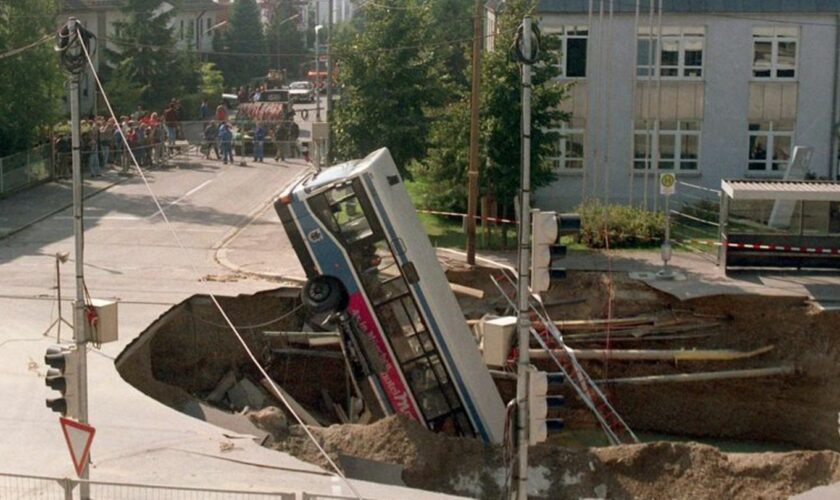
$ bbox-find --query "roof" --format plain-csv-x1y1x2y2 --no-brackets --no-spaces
538,0,840,14
721,179,840,201
61,0,224,12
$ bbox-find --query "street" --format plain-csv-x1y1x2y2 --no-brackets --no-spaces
0,154,455,498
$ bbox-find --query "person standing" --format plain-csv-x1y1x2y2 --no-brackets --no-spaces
215,103,227,122
289,120,300,158
200,99,210,123
55,133,71,179
219,122,233,164
87,121,101,177
203,121,219,160
114,123,129,174
253,122,266,162
274,120,288,161
163,102,178,147
100,118,114,167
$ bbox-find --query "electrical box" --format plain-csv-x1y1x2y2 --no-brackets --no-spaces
481,316,517,367
89,298,118,344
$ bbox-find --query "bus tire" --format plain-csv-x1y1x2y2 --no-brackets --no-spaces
302,275,346,314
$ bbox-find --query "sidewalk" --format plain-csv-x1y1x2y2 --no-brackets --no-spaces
0,157,147,240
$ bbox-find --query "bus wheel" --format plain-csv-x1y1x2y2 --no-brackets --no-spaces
302,276,345,314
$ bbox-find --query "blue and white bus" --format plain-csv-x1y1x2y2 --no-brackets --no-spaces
275,148,505,443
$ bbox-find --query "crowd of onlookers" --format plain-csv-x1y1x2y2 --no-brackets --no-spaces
53,94,305,178
54,99,186,178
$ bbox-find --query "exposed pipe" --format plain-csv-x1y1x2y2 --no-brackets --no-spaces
595,365,796,385
530,345,774,362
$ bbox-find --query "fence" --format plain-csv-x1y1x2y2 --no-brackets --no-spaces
669,181,722,262
0,144,53,198
0,472,296,500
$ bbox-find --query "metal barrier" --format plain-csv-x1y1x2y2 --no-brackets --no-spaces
0,144,54,197
669,181,722,262
0,472,296,499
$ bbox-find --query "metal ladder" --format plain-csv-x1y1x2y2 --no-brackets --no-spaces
490,271,639,446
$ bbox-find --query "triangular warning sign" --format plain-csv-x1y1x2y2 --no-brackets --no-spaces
59,417,95,477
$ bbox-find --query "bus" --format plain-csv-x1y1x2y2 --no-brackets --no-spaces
275,148,505,443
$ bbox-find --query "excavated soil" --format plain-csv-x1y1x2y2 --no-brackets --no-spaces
444,262,840,452
273,415,840,499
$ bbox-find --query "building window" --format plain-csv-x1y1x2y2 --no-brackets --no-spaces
753,26,798,79
548,119,585,171
206,17,212,35
634,120,701,171
180,19,184,40
546,26,588,78
748,120,793,173
637,27,704,79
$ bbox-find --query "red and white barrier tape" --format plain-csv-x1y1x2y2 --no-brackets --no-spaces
416,209,517,225
681,239,840,255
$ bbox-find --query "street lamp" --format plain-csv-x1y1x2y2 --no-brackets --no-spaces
315,24,323,122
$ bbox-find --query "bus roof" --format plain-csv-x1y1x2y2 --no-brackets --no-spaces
298,148,397,195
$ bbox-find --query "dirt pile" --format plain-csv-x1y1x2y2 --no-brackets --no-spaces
274,415,840,499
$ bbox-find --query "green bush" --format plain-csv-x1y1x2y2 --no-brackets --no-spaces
578,201,665,249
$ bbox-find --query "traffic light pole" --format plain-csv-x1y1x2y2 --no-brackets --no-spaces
67,19,91,498
514,16,533,500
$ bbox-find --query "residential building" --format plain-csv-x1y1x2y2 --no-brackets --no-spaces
490,1,840,210
60,0,227,113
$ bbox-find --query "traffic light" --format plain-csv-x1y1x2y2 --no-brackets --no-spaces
527,367,565,445
530,210,581,293
45,344,79,417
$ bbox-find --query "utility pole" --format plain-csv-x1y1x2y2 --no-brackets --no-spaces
514,17,534,500
315,22,322,122
58,18,91,499
325,0,333,164
465,0,483,265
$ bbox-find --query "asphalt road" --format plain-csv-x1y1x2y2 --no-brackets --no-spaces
0,154,458,498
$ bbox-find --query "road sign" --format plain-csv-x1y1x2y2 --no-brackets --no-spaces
59,417,95,477
660,173,676,196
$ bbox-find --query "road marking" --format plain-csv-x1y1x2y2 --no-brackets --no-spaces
55,215,143,221
148,179,214,219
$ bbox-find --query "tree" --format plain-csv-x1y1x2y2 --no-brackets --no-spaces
0,0,62,156
265,0,306,80
106,0,186,111
332,0,442,174
417,0,569,218
199,62,225,99
217,0,267,86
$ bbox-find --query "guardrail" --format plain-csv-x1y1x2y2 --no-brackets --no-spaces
0,144,54,198
0,472,296,499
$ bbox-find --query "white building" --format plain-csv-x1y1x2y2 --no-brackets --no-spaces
491,1,840,210
60,0,227,113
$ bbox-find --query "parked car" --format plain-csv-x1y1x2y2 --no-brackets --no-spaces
288,81,315,104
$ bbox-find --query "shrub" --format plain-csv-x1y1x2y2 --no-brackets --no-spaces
578,201,665,249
